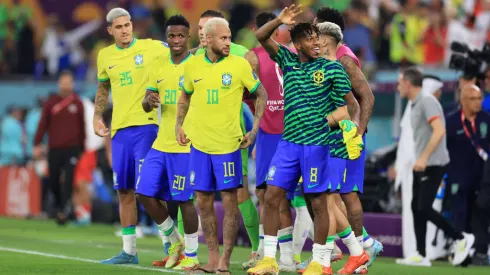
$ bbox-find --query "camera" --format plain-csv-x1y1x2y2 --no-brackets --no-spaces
449,41,490,78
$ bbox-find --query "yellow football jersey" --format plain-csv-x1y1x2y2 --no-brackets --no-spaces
181,54,261,154
147,53,193,153
97,38,170,136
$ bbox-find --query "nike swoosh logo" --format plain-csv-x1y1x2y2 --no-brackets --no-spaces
194,78,203,83
171,192,181,196
457,129,464,135
224,179,233,184
307,184,319,188
157,79,164,83
109,65,116,69
293,66,301,70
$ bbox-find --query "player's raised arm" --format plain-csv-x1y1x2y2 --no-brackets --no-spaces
255,4,302,58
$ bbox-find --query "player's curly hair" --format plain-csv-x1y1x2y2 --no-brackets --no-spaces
165,14,190,29
255,11,276,29
289,23,320,43
200,10,224,19
316,7,345,31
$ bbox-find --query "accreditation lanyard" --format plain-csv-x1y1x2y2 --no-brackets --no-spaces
461,110,488,161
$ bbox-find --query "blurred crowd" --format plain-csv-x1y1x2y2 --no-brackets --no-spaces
1,0,490,80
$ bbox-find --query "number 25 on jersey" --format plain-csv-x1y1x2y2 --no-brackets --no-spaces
120,71,133,87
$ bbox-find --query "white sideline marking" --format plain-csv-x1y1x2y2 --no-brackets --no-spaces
0,247,184,274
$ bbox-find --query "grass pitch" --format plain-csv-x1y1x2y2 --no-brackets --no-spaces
0,217,487,274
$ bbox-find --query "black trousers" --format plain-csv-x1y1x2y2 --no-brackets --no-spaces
472,160,490,254
412,166,463,257
47,146,82,214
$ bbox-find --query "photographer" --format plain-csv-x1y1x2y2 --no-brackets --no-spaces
446,85,490,236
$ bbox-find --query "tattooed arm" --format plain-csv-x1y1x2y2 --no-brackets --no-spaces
244,50,260,75
93,81,111,137
339,55,375,135
244,50,259,100
345,92,360,125
175,92,192,145
240,84,267,148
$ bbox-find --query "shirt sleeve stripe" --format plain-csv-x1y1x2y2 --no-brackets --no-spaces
98,78,110,82
147,87,158,92
428,115,440,123
249,81,261,94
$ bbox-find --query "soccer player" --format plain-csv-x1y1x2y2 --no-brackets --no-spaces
176,18,267,273
248,5,361,275
93,8,169,264
297,20,369,275
135,15,200,270
245,11,295,271
316,21,369,275
190,10,262,266
315,7,383,266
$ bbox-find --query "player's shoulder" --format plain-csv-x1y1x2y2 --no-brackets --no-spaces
227,54,251,68
97,44,115,57
185,53,198,65
151,54,170,70
139,38,169,48
319,58,344,70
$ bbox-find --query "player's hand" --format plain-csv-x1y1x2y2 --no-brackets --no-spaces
147,92,160,109
251,145,257,160
240,130,257,149
176,126,190,146
353,121,364,137
278,4,303,25
413,158,427,172
93,118,109,137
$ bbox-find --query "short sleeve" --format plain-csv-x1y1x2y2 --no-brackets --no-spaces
327,62,352,106
272,44,295,70
239,58,261,94
181,61,194,94
421,96,443,123
147,66,158,92
97,51,109,82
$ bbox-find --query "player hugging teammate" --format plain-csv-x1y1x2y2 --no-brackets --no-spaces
94,3,381,275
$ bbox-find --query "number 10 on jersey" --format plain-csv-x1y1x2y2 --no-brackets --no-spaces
207,89,219,104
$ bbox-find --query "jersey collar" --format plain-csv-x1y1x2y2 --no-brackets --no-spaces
169,51,191,65
204,52,225,64
115,38,136,50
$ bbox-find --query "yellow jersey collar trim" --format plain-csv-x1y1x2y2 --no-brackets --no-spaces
115,38,136,50
204,52,225,64
169,51,192,65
